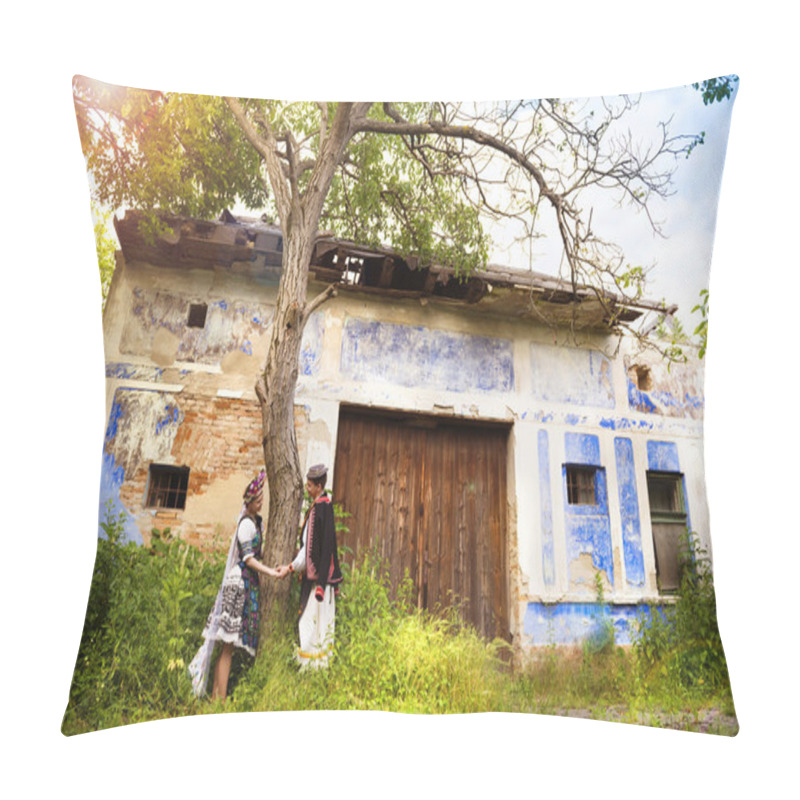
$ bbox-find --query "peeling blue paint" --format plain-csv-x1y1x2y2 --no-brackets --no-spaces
523,602,657,645
155,403,180,434
240,339,253,356
340,318,514,393
538,430,555,587
563,433,614,587
646,440,693,531
599,417,655,432
105,399,124,440
300,312,324,377
565,413,581,426
565,432,601,466
647,440,681,472
531,345,615,408
99,446,142,544
106,362,165,382
628,379,658,413
614,437,645,588
628,379,704,415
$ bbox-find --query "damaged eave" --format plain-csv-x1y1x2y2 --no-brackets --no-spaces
114,210,284,271
310,236,664,330
114,210,667,331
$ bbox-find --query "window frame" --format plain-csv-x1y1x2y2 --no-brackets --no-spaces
145,464,190,510
646,470,687,523
187,302,208,329
646,470,689,594
565,464,598,507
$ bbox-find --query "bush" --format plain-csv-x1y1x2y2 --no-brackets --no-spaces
63,513,735,733
230,549,512,714
631,532,733,707
62,507,225,734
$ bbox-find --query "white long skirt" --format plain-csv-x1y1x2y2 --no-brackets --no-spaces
295,585,336,669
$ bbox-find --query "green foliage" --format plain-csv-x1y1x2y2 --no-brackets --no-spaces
694,76,739,106
62,508,225,734
74,76,267,239
654,313,690,365
91,203,117,310
65,514,735,734
631,532,733,709
232,549,510,714
583,570,615,656
692,288,709,359
324,104,489,278
74,82,488,275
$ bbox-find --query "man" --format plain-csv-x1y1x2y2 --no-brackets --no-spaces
278,464,343,668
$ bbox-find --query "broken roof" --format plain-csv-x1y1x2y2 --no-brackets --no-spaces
115,209,672,331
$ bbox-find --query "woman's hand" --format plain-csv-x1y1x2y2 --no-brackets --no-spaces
263,564,282,578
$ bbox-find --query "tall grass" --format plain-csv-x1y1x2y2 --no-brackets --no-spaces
230,552,511,715
63,513,737,735
62,508,225,733
629,532,735,717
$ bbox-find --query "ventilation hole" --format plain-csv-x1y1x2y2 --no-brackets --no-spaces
187,303,208,328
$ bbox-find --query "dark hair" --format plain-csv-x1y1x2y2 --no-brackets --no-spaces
309,474,327,490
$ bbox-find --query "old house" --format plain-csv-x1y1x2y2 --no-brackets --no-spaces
100,210,708,650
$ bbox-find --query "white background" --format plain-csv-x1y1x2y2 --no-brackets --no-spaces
3,3,795,797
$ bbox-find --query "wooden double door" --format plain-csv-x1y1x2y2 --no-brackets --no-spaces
333,408,510,641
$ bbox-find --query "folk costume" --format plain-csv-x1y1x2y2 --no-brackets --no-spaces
189,471,266,697
291,465,343,669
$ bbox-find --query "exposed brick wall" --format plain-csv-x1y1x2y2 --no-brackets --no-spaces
119,392,265,549
171,394,264,494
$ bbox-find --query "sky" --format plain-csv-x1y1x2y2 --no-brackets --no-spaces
3,3,797,800
226,86,736,333
483,84,737,330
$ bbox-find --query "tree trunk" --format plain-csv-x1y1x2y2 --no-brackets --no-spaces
257,219,315,635
248,103,369,644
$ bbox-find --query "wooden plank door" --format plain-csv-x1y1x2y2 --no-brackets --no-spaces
333,408,509,641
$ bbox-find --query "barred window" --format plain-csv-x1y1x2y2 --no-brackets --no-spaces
146,465,190,510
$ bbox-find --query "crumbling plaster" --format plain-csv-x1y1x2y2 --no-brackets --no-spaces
100,249,709,646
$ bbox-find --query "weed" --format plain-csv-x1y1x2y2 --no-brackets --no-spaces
64,515,736,734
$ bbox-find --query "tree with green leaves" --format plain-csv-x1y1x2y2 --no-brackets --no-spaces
688,75,738,358
91,202,117,310
73,77,706,632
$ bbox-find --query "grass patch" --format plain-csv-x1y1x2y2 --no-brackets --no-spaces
62,513,737,735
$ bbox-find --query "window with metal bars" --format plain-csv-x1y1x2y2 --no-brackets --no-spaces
145,465,190,510
565,465,597,506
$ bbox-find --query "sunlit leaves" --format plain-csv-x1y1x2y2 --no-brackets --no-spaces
74,76,267,235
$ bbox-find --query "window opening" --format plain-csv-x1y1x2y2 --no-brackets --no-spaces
630,364,652,391
146,465,190,510
566,465,597,506
187,303,208,328
646,471,687,593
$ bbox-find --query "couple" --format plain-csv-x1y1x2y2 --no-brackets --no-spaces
189,463,343,700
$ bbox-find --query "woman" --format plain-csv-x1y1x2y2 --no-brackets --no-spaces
189,470,279,700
